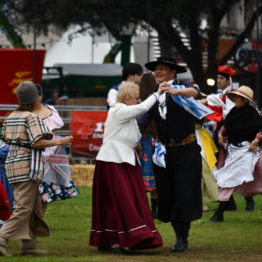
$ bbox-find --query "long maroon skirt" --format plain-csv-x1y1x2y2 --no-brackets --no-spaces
89,160,163,249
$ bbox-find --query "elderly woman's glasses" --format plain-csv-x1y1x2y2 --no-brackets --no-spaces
130,96,140,101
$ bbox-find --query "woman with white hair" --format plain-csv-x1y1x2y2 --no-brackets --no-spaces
209,86,262,222
89,81,163,254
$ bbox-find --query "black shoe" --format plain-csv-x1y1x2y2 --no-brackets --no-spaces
97,246,112,252
245,197,255,211
151,199,158,219
171,239,188,252
112,247,126,254
224,196,237,211
209,210,224,222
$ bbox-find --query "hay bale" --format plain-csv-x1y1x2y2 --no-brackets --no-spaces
71,164,95,187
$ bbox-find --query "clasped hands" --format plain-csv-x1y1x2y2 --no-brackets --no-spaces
157,82,180,95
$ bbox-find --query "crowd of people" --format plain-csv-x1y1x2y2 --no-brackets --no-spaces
0,56,261,256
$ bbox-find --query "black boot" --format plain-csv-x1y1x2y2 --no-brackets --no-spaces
171,222,190,252
209,201,226,222
150,199,158,219
245,196,255,211
223,195,237,211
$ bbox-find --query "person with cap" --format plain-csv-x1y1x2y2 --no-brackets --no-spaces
206,66,236,121
0,81,73,256
208,86,262,222
138,56,202,252
107,62,143,108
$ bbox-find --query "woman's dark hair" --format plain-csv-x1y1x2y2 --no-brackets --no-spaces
122,63,143,81
17,103,35,112
35,83,43,97
140,72,157,101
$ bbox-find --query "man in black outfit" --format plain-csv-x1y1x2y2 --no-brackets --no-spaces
138,57,202,252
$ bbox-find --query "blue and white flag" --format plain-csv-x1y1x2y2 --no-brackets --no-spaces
171,85,214,119
152,141,166,168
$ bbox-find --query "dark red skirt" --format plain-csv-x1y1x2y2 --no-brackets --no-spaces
89,160,163,249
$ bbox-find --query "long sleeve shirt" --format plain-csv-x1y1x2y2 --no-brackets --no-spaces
96,93,160,165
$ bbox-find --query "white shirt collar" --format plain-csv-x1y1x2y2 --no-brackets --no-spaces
221,85,232,95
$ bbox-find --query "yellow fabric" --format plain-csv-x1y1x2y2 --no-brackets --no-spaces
201,158,219,202
198,128,218,171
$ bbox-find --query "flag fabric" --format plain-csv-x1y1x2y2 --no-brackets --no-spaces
152,141,166,168
204,104,223,122
42,154,71,187
171,85,214,119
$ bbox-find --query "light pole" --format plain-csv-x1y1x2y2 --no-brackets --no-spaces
32,0,37,83
256,0,261,107
147,0,151,63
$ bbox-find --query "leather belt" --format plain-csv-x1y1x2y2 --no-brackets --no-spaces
163,134,196,147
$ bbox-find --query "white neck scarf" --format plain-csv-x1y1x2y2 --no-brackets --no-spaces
158,93,167,119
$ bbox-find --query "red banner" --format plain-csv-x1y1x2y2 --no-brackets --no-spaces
71,111,108,157
0,49,46,105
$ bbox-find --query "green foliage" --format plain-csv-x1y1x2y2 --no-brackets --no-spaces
1,187,262,262
2,0,262,91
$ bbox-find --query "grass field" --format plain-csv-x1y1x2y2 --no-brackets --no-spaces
1,187,262,262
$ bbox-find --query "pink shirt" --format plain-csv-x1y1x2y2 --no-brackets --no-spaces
42,105,64,131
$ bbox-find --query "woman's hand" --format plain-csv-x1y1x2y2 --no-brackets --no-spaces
249,138,259,152
58,136,73,146
156,85,165,95
218,133,224,145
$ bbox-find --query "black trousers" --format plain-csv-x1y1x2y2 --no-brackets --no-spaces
155,142,202,223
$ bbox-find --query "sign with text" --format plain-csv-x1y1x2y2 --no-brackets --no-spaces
235,41,262,72
71,111,108,157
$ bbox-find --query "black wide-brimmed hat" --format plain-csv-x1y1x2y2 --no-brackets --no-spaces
145,56,187,74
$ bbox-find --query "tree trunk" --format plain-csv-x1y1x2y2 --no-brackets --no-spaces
158,32,173,57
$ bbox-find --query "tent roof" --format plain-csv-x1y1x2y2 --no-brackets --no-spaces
55,63,122,76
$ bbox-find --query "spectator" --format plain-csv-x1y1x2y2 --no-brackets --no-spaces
45,90,68,105
107,63,143,108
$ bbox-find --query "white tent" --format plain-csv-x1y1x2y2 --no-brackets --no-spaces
54,63,122,76
44,26,134,67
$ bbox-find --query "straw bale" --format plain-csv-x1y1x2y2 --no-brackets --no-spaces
71,164,95,187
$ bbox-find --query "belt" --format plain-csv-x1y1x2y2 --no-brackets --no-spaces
163,134,196,147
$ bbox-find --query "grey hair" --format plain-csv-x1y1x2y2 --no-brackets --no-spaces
116,81,139,103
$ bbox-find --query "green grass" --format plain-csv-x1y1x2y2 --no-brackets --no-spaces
1,188,262,262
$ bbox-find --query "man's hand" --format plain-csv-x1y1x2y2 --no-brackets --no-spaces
160,82,180,95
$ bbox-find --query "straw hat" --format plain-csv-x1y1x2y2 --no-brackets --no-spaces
227,86,254,104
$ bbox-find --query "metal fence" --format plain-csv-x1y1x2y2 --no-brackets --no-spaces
0,104,107,163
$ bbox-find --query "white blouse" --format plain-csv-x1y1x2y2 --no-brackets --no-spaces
96,93,159,166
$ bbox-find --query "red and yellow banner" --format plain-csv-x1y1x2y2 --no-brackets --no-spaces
0,49,45,105
71,111,108,157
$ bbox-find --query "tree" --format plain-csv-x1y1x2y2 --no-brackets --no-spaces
3,0,262,93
